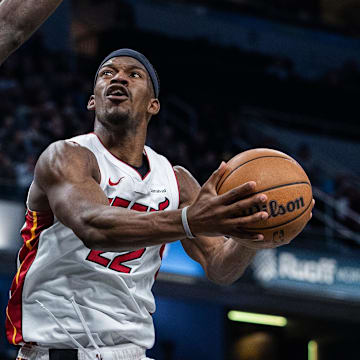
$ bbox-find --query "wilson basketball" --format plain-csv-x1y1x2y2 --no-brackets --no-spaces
216,148,312,244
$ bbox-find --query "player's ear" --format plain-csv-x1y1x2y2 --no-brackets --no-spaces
147,98,160,116
87,95,96,111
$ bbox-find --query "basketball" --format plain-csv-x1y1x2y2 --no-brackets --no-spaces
216,148,313,244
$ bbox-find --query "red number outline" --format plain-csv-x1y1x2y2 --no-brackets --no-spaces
109,248,146,273
85,196,162,273
86,196,169,273
86,250,111,267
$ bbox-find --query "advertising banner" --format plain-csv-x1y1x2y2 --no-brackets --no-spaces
252,247,360,301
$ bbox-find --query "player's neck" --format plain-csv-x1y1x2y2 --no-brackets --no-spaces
94,122,147,167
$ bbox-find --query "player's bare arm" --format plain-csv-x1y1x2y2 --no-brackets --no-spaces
31,140,185,251
175,165,289,285
0,0,63,65
30,141,273,252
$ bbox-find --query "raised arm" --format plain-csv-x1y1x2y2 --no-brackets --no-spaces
0,0,63,64
31,141,270,252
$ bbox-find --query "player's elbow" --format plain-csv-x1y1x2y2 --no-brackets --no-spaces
206,269,242,286
75,211,117,250
75,227,105,250
69,213,104,250
203,256,246,286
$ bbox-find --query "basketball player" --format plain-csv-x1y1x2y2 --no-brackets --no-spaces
1,1,313,360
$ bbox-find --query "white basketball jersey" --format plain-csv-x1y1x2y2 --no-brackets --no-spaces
6,133,179,350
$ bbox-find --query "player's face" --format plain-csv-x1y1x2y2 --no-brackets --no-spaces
88,57,159,127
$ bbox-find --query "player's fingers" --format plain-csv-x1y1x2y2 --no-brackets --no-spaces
203,161,227,191
252,234,265,241
230,210,269,228
232,237,274,250
225,193,267,217
216,181,257,205
232,232,264,241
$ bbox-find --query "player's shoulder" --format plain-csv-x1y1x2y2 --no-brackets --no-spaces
173,165,193,178
145,144,174,169
39,139,95,164
143,144,192,180
144,144,165,160
35,139,100,182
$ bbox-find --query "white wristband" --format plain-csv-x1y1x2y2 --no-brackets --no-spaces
181,206,195,239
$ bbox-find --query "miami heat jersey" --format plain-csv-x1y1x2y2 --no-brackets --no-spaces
6,133,179,350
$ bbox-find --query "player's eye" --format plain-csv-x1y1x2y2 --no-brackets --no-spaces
101,70,113,76
130,72,141,78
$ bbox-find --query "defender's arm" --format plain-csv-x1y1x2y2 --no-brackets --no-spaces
0,0,63,64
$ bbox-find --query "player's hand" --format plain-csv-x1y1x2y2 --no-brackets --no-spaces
187,162,269,238
230,233,286,249
230,198,316,249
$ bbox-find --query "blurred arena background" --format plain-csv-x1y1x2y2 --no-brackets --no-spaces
1,0,360,359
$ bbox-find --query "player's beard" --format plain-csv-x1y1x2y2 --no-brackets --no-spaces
105,107,131,126
99,106,141,134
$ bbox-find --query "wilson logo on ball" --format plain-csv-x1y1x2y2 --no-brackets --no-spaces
243,196,305,218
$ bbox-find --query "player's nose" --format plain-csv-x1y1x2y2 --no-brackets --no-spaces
110,71,128,86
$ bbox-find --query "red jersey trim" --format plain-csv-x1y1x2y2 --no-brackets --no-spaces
6,209,54,345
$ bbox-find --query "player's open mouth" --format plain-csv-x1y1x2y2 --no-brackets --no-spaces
106,94,128,101
106,86,129,101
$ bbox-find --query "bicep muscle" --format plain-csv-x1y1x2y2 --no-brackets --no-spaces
35,141,108,234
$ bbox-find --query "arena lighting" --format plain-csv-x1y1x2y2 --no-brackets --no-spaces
227,310,287,327
308,340,318,360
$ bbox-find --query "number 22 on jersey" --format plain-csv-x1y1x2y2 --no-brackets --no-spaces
85,196,169,273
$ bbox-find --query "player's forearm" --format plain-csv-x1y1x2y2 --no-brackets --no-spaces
205,238,257,285
78,206,186,251
0,0,63,64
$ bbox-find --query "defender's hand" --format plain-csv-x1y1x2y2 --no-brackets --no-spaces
186,162,269,238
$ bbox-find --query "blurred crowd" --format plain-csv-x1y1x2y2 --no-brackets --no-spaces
178,0,321,21
0,37,93,200
175,0,360,36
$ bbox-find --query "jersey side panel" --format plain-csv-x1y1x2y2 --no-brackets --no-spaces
6,210,54,345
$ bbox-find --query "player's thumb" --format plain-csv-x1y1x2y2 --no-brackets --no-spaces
204,161,227,193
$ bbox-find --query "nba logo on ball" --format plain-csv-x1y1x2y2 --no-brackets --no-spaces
217,148,313,244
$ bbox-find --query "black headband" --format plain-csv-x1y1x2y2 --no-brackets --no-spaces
94,49,160,98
